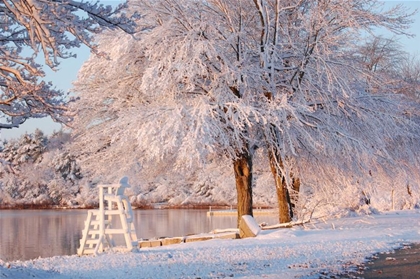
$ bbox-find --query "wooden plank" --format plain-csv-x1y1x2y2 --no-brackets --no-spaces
139,240,162,248
185,235,214,243
161,237,184,246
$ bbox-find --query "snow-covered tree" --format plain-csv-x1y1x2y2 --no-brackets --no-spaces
51,151,82,183
246,0,419,222
0,130,89,208
1,129,47,168
397,55,420,99
356,36,406,74
71,0,420,224
0,0,136,130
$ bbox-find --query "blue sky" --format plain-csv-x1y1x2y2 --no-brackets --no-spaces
1,0,419,141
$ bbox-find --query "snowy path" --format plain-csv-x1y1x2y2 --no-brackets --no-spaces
1,210,419,279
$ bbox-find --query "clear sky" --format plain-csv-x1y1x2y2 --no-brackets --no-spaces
1,0,419,141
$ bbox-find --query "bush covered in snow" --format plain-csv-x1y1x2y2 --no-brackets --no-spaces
0,130,94,208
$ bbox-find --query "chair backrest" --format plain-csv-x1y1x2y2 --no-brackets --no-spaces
115,176,130,196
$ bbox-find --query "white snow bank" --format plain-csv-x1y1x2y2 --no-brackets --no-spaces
1,210,419,279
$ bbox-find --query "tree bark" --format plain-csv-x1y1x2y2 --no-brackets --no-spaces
268,149,293,223
233,150,253,227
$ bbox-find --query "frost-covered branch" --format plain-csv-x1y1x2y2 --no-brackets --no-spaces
0,0,136,129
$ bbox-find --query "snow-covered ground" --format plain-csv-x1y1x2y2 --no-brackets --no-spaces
1,210,419,279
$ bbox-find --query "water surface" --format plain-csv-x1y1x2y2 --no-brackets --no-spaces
0,209,277,261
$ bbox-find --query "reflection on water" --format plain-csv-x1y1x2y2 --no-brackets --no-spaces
0,209,278,261
0,210,85,262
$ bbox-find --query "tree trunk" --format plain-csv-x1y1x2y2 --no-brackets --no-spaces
290,176,300,212
268,149,293,223
233,150,253,227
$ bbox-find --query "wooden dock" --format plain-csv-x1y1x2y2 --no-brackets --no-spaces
206,208,277,217
138,231,240,248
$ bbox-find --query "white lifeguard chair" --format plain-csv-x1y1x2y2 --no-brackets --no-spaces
77,177,138,256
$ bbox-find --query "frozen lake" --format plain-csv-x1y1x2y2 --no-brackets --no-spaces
0,209,278,261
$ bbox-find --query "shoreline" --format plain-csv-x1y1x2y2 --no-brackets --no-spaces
0,210,419,279
0,204,275,210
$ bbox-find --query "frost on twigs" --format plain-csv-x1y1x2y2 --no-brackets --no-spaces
0,0,136,129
